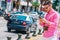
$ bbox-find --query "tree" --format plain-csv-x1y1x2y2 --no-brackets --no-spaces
32,1,40,11
32,2,40,7
52,0,59,11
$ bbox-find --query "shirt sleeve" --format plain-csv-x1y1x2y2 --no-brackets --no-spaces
39,20,45,26
44,13,59,27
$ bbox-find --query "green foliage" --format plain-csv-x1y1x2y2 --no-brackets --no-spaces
32,2,40,7
52,0,59,10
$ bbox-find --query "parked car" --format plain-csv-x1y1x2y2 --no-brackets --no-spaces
7,14,34,33
29,12,39,22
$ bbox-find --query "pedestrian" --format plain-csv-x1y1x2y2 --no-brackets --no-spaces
13,1,16,8
39,0,59,40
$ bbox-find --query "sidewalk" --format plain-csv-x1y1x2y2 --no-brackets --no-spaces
28,35,42,40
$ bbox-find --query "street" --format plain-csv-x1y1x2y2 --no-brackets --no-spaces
0,17,28,40
0,17,18,40
0,17,43,40
0,0,60,40
0,17,60,40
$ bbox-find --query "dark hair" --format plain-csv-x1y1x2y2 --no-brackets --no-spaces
42,1,52,5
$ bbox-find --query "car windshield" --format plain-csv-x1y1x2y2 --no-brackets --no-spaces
14,15,27,20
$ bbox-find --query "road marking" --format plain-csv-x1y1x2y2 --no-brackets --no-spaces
29,35,42,40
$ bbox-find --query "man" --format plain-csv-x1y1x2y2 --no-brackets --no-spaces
39,0,59,40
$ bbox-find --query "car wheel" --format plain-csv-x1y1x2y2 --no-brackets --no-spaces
25,26,31,39
26,26,31,34
7,28,11,32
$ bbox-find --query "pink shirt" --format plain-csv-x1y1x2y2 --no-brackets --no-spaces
40,9,59,38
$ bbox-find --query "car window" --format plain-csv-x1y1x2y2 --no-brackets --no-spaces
26,16,33,22
10,12,23,14
10,15,27,20
26,16,30,21
15,15,27,20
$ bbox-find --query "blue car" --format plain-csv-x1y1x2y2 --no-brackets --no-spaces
7,14,34,32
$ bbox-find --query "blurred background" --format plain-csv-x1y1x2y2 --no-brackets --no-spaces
0,0,60,13
0,0,60,40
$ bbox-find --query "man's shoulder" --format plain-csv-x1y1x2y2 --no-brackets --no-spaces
52,10,59,19
49,9,59,18
52,9,59,15
52,9,58,13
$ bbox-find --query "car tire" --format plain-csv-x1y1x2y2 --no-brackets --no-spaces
26,26,31,34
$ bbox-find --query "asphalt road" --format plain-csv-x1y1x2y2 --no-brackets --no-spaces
0,17,42,40
0,17,27,40
0,17,18,40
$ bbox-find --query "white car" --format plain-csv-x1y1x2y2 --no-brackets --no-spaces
29,12,39,21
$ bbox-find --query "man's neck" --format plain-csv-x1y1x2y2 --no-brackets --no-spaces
47,8,52,13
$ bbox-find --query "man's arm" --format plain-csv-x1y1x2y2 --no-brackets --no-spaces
42,13,59,27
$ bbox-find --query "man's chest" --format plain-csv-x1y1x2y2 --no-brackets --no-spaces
45,13,55,21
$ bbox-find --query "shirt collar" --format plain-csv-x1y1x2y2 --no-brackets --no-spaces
47,9,54,14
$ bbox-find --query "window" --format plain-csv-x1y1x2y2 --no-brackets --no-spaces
16,15,27,20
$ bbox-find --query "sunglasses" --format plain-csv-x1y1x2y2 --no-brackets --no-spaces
41,5,50,9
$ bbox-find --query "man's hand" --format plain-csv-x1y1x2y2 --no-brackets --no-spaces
40,18,50,25
39,18,46,24
43,26,48,31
